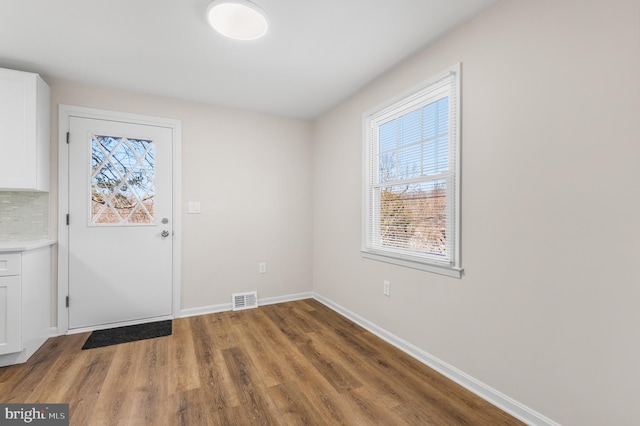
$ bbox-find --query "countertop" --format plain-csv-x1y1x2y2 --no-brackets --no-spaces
0,240,57,252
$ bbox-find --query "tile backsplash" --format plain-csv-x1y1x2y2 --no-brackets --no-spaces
0,192,49,240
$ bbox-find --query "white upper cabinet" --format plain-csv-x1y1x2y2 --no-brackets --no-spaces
0,68,50,191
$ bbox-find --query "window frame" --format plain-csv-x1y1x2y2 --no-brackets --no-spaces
361,64,462,278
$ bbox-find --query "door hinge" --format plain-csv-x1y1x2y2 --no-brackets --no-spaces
65,296,69,308
66,214,70,225
66,132,70,144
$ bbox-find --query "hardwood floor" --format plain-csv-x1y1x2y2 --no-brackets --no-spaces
0,299,524,425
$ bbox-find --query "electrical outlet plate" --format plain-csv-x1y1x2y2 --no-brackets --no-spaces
259,262,266,273
383,280,391,296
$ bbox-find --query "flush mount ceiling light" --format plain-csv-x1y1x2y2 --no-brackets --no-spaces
206,0,269,41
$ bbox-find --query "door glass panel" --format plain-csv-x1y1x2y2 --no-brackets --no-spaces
90,135,155,225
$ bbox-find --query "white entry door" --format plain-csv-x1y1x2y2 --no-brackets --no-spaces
68,116,173,330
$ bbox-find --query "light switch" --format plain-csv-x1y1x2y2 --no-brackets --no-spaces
188,202,201,214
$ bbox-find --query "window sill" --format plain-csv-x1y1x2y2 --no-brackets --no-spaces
361,250,463,278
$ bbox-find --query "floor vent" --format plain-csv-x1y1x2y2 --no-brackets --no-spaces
232,291,258,311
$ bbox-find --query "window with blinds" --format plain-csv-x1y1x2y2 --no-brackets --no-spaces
362,64,462,277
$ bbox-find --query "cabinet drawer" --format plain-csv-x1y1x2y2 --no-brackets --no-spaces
0,254,21,276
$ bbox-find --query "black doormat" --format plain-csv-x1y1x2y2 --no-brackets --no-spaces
81,320,172,350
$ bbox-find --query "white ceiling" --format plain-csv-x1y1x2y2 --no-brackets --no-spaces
0,0,496,119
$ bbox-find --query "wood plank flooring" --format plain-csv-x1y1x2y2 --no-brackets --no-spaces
0,299,524,425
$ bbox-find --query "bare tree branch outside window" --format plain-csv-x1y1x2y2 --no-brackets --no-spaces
90,135,155,225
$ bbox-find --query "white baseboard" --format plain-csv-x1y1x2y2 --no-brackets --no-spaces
179,302,231,318
311,292,559,426
179,291,313,318
258,292,313,306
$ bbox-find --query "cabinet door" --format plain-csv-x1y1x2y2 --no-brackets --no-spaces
0,69,37,189
0,275,21,355
0,68,49,191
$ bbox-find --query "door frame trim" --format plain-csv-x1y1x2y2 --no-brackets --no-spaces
57,105,182,334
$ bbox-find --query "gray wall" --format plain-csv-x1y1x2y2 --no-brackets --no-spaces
312,0,640,424
49,80,314,312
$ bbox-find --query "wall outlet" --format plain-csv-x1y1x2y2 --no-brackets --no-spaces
383,280,391,296
259,262,267,274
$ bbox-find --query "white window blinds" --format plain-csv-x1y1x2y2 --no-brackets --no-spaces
363,64,461,276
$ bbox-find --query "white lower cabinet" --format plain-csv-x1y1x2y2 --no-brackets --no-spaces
0,245,52,366
0,274,21,354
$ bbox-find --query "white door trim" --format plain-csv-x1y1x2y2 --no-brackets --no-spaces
57,105,181,335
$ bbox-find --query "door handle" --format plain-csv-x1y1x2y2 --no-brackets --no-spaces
161,230,170,238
